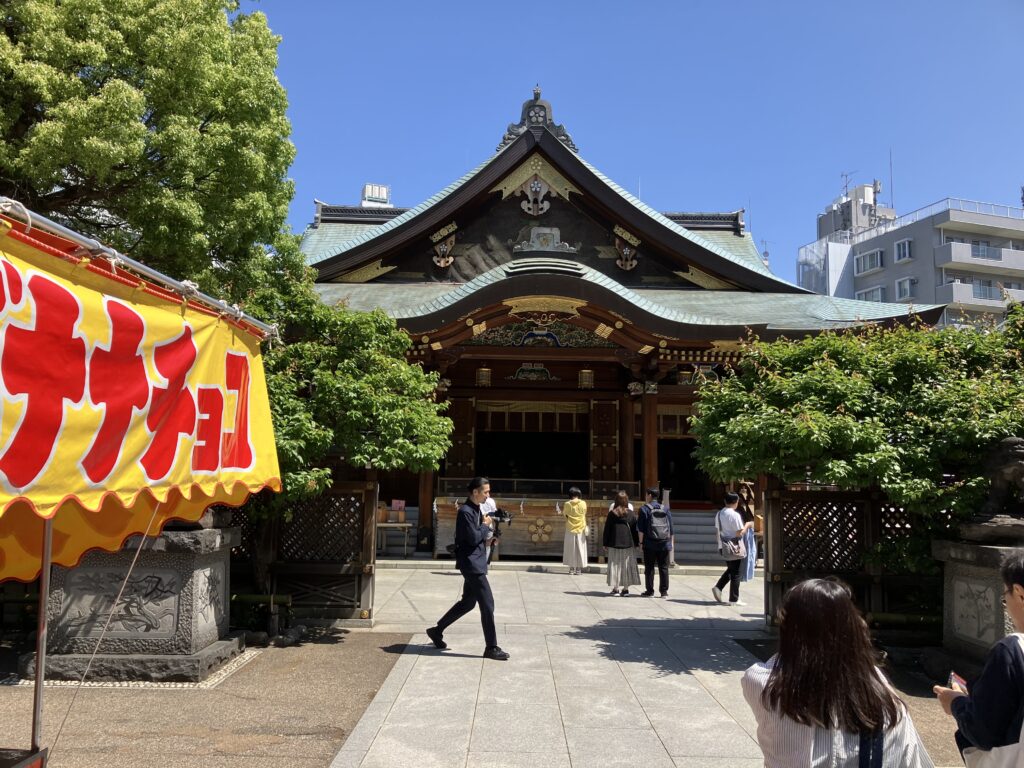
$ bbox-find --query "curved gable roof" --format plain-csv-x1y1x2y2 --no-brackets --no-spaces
308,127,804,293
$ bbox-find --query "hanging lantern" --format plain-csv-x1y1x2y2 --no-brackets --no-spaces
578,368,594,390
476,366,492,387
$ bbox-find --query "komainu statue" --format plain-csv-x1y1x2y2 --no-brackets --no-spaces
980,437,1024,517
960,437,1024,543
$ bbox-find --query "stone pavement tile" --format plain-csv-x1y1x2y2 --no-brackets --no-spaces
564,726,674,768
652,715,762,759
466,751,571,768
556,684,650,729
52,751,335,768
469,702,566,753
338,697,395,753
369,717,473,755
478,669,557,705
358,746,468,768
551,662,628,689
329,747,368,768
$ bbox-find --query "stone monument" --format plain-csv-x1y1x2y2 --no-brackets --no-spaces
933,436,1024,662
20,511,243,682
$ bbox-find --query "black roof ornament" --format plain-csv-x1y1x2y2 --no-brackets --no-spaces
497,86,578,153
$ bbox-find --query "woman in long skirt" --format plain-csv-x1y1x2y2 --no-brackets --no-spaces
560,486,588,575
604,491,640,594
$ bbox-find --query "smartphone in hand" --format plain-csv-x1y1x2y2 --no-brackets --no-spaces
948,671,968,694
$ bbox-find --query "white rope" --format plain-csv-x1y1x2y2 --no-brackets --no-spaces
48,501,164,757
0,198,32,234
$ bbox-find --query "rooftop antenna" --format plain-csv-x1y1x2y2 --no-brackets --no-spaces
840,170,858,198
1020,185,1023,208
760,239,771,267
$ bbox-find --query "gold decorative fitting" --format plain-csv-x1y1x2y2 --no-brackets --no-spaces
430,221,458,243
658,340,668,348
335,259,396,283
504,295,585,323
595,323,613,338
614,321,624,329
432,234,456,268
472,322,487,335
612,225,641,247
638,344,654,354
673,267,734,290
421,335,430,343
360,609,370,619
578,369,595,390
476,367,492,387
430,341,442,351
465,318,475,326
490,153,580,202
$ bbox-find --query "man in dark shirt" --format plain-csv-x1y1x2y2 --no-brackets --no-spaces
426,477,510,661
637,487,674,598
934,549,1024,758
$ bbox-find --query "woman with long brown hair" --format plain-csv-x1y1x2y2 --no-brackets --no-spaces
603,490,639,595
741,578,933,767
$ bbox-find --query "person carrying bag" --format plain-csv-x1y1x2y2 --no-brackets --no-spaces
712,492,752,605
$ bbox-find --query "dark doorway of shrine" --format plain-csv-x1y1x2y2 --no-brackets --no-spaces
659,438,712,503
475,431,589,483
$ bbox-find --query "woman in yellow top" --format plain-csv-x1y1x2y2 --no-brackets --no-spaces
560,486,588,575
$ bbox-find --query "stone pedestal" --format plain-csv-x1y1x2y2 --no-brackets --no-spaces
932,539,1015,663
19,527,243,683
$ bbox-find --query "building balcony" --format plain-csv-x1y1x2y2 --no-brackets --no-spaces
935,281,1014,313
935,242,1024,275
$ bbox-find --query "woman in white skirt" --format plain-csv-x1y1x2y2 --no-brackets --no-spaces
560,486,588,575
603,491,640,595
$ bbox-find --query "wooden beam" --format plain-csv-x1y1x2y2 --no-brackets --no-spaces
620,393,635,485
642,392,658,492
418,470,434,553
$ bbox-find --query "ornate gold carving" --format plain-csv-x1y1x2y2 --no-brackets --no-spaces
490,153,580,202
472,322,487,336
711,339,745,352
430,341,442,350
613,225,640,247
334,259,395,283
673,267,735,290
503,296,586,326
430,222,458,243
637,344,654,354
595,323,614,338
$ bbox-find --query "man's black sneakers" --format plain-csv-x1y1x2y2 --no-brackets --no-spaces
483,646,510,661
425,626,447,649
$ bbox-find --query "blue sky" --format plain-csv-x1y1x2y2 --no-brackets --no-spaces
246,0,1024,284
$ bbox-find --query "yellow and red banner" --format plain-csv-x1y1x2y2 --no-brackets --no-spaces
0,217,281,581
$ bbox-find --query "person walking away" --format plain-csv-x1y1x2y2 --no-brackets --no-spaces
933,548,1024,766
742,578,934,767
638,487,673,597
560,486,588,575
713,492,752,606
426,477,510,660
603,491,640,595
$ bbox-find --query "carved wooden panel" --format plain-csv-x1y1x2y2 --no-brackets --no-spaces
447,398,475,475
590,401,619,482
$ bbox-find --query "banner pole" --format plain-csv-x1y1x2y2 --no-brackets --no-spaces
31,517,54,753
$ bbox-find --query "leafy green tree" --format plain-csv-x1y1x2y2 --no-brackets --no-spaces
0,0,453,522
691,307,1024,568
0,0,293,290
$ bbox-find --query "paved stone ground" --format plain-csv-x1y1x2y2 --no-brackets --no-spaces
332,568,962,768
0,566,963,767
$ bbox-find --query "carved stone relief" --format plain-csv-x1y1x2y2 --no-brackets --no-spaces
952,576,999,646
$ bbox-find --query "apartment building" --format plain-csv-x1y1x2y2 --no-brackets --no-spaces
797,186,1024,325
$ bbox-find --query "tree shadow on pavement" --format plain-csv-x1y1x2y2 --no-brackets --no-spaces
380,642,479,659
563,617,772,677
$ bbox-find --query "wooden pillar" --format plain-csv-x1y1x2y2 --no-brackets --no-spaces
418,469,434,551
642,391,658,492
619,394,634,487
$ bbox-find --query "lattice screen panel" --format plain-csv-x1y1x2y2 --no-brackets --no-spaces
275,575,360,610
278,492,364,563
228,504,256,562
781,500,864,571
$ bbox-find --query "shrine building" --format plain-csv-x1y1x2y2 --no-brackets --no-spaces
300,89,941,558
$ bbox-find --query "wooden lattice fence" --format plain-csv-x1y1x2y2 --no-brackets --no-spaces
232,480,378,621
763,483,944,624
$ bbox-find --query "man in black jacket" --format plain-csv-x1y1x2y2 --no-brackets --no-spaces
934,548,1024,758
426,477,510,660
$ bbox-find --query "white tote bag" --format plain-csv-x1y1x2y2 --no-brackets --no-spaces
963,633,1024,768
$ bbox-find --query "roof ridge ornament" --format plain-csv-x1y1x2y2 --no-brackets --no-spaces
497,86,578,153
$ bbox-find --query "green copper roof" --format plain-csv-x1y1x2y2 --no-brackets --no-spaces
314,259,938,331
300,222,380,265
299,130,795,291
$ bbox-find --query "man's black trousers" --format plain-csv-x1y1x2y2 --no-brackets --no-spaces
643,548,670,595
715,558,742,602
436,571,497,647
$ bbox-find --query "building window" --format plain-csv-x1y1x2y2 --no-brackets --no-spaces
973,279,999,300
895,277,915,300
895,239,913,262
971,239,998,260
856,286,885,302
854,249,883,275
945,235,966,244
